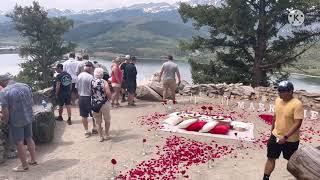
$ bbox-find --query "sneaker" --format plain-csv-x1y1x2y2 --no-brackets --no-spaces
67,118,72,125
92,129,98,135
55,116,63,121
99,136,104,142
121,98,126,103
85,132,91,138
104,135,111,141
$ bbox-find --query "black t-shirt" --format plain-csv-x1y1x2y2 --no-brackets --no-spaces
120,63,128,79
124,63,137,81
56,71,72,95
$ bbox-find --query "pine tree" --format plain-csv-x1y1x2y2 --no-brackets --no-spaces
7,1,76,89
179,0,320,86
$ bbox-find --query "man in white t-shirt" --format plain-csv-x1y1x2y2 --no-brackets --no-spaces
159,55,181,102
63,52,79,105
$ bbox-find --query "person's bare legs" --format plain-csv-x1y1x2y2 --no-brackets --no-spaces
264,158,276,179
104,120,111,136
163,87,169,101
97,121,103,137
128,93,134,105
103,104,111,137
82,117,89,131
66,105,71,119
111,87,118,106
26,137,36,163
171,88,176,102
89,111,96,128
16,141,28,168
114,87,121,106
116,88,121,104
71,92,76,105
94,113,103,141
58,106,64,117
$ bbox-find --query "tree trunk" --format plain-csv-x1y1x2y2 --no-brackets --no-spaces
253,0,268,87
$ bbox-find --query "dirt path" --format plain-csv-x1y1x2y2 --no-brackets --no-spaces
0,96,309,180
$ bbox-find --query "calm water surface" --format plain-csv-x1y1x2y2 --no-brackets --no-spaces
1,54,319,93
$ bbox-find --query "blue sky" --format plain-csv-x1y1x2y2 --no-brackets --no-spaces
0,0,185,11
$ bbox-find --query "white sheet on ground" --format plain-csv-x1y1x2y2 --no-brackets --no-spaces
160,121,255,142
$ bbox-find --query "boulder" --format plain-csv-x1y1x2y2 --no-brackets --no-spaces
150,72,160,82
240,86,255,96
287,145,320,180
136,85,162,102
33,87,55,105
32,104,55,144
178,80,189,91
148,81,164,97
302,93,320,98
314,97,320,102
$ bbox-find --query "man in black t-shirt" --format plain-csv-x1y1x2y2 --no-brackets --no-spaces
124,56,137,106
55,64,72,123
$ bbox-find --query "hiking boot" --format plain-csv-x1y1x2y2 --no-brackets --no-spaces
55,116,63,121
92,129,98,135
67,118,72,125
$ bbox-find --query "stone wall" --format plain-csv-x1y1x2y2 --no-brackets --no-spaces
181,83,320,111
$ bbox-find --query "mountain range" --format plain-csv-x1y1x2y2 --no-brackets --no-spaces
0,0,316,58
0,1,216,57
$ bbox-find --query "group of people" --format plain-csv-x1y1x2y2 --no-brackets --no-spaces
0,51,306,178
54,53,137,142
110,55,137,107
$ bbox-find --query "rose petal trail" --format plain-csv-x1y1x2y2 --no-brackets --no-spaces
117,135,235,179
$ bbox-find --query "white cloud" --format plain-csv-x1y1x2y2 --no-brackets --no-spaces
0,0,182,11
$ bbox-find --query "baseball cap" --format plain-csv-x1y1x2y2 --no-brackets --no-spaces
0,73,12,83
277,81,294,92
125,55,131,60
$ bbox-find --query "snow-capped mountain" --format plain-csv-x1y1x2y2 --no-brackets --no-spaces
47,8,76,16
44,1,224,17
46,2,178,17
0,10,8,16
1,1,222,23
186,0,223,6
126,2,178,13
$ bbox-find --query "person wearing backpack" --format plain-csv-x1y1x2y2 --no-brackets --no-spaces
91,68,112,142
55,64,73,125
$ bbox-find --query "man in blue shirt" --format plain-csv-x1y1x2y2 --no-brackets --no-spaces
0,73,37,172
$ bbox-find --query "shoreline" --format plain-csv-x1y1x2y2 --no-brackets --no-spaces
290,73,320,78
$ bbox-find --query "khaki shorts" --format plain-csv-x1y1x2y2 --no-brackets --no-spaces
112,83,121,88
92,102,111,124
163,79,177,92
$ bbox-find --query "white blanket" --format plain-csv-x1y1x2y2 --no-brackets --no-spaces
160,121,255,142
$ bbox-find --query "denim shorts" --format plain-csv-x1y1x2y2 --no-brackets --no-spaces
10,123,33,142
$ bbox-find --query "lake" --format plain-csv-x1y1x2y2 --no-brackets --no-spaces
1,54,320,93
